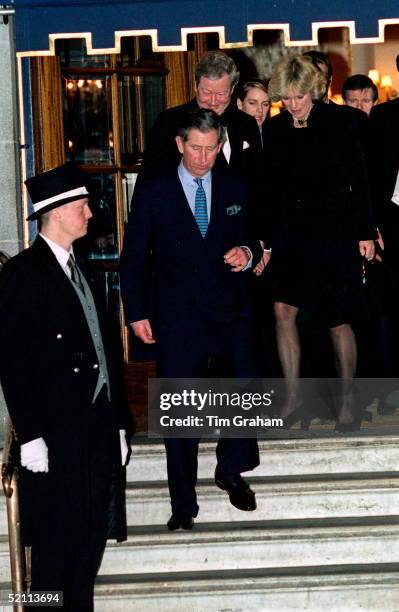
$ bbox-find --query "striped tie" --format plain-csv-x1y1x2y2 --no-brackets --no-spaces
67,255,85,295
194,177,208,238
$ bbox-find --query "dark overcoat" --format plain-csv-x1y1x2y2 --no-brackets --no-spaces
261,100,375,247
368,98,399,250
0,236,128,546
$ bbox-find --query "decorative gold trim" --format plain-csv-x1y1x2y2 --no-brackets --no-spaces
16,17,399,58
249,19,399,47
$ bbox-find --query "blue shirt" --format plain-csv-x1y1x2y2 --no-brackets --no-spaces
177,160,253,268
178,161,212,219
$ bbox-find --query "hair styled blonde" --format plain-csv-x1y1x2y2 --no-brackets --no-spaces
268,55,327,102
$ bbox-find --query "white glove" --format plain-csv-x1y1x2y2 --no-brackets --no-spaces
119,429,129,466
20,437,49,473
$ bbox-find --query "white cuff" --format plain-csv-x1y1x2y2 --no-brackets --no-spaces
240,246,253,271
119,429,129,466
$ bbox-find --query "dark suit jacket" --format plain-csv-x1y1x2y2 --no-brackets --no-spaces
140,98,261,181
0,236,128,543
368,98,399,234
120,168,261,338
261,101,375,248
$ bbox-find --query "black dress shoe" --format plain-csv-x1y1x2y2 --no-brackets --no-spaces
215,470,256,511
167,514,194,531
334,420,359,433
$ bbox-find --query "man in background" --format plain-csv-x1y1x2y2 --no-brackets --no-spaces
342,74,378,116
140,50,261,182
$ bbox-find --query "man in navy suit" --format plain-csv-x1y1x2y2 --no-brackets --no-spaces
120,109,261,529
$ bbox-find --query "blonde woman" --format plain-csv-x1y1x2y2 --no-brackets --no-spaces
262,56,375,429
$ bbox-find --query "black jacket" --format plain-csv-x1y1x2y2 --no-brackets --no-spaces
368,98,399,230
140,98,261,181
0,236,128,544
261,101,375,247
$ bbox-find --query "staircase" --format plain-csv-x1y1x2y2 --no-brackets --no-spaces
94,436,399,611
0,436,399,611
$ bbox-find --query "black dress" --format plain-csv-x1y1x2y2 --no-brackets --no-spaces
262,101,375,328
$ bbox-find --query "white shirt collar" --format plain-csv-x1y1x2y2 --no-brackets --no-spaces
39,233,73,272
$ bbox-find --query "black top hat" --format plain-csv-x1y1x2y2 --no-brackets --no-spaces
25,165,89,221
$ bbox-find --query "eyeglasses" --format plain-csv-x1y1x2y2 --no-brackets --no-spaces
197,86,231,102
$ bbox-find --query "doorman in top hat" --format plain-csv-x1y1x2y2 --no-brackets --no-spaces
0,165,130,611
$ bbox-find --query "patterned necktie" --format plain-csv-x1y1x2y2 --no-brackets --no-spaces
67,255,85,295
194,177,208,238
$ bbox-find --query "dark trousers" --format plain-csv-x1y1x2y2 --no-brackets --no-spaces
158,315,260,516
31,525,107,612
28,387,114,611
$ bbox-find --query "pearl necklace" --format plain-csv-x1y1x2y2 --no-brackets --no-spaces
293,104,313,128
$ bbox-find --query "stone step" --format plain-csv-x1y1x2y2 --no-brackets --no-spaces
2,438,396,535
94,564,399,611
129,436,399,482
98,516,399,577
125,472,399,526
1,516,398,584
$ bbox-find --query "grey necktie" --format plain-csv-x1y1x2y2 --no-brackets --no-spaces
67,255,85,295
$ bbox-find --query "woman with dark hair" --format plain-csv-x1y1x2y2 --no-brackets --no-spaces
262,55,375,428
237,80,271,147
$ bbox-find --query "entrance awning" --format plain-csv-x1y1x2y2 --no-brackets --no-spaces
9,0,399,55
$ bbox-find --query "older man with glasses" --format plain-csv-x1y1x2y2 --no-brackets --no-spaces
140,50,261,183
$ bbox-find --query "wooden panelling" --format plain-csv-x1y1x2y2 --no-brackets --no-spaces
188,33,209,98
30,56,65,172
164,34,209,108
164,51,190,108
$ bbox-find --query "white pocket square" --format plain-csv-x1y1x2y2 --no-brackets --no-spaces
226,204,242,216
242,141,250,150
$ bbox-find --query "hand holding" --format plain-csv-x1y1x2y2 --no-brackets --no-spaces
359,240,375,261
131,319,155,344
253,249,271,276
224,246,250,272
374,229,384,263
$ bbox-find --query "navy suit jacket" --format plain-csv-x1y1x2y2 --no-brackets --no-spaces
138,101,263,242
120,168,261,340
